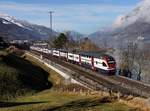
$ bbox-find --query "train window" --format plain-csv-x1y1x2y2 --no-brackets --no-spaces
102,62,107,67
69,55,73,58
108,61,115,64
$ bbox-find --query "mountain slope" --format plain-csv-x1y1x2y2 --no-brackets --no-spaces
89,0,150,47
113,0,150,29
0,13,56,41
65,30,85,41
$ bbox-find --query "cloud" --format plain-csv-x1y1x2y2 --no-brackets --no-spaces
113,0,150,28
0,1,135,33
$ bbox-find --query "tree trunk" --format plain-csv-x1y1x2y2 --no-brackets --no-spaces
137,69,141,81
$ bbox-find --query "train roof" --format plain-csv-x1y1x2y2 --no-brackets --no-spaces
58,49,68,52
79,51,114,59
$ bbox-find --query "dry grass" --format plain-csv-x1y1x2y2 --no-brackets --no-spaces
0,90,141,111
0,51,144,111
120,97,150,111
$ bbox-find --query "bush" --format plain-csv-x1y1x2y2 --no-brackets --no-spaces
0,54,52,100
0,63,22,100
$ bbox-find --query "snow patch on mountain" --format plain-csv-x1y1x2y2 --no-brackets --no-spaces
2,20,10,25
0,13,24,28
0,12,57,40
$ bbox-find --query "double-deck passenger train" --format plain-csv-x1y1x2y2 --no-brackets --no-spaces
30,46,116,75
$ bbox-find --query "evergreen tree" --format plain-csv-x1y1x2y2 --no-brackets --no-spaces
53,33,68,49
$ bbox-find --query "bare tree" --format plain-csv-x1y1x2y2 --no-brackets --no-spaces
135,48,149,81
119,41,137,78
119,41,149,81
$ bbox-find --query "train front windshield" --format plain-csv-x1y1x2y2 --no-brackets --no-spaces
108,61,116,68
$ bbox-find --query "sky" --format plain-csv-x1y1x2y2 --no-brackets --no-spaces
0,0,140,34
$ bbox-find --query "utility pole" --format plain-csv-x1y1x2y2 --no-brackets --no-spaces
48,11,54,48
49,11,54,34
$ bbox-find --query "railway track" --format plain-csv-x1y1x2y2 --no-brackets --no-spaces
29,50,150,98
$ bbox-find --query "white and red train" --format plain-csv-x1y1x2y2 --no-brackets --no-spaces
30,46,116,75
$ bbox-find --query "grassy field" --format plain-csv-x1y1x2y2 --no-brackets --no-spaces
0,50,52,100
0,50,142,111
0,89,141,111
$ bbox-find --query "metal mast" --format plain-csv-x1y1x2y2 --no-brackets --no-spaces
49,11,54,34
